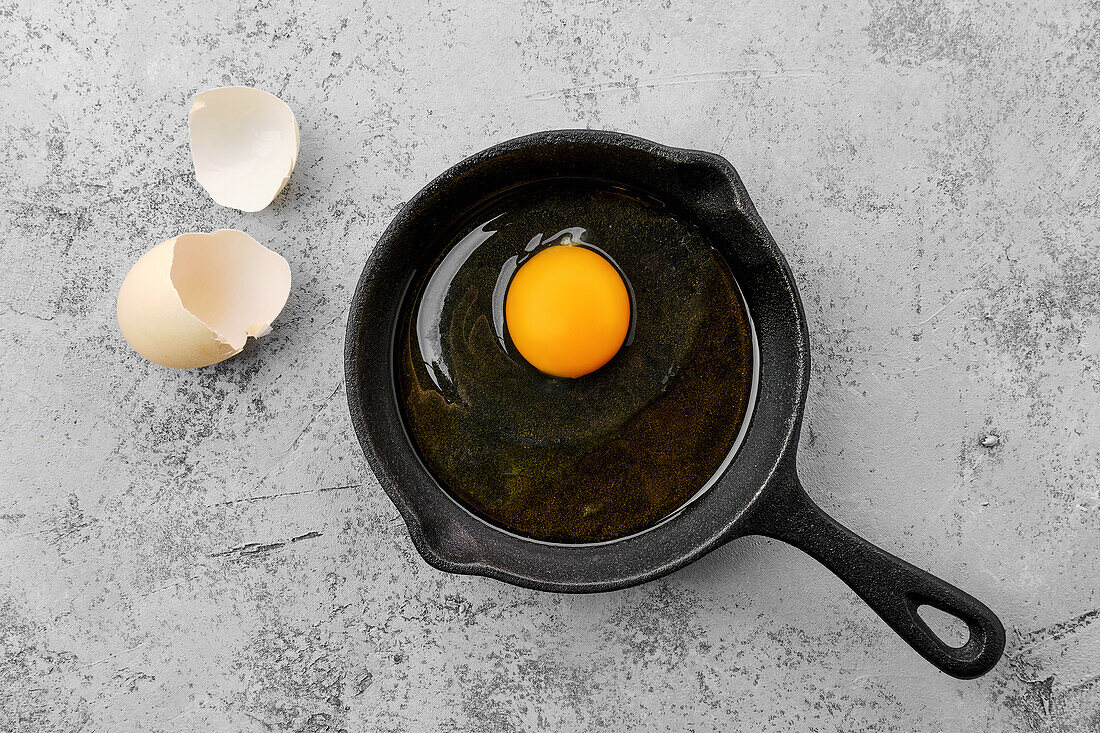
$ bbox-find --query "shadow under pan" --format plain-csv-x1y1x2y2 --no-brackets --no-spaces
396,178,756,544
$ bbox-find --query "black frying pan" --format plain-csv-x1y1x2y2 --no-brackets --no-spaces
344,130,1006,679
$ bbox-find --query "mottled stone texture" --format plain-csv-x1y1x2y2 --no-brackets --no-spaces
1,0,1097,730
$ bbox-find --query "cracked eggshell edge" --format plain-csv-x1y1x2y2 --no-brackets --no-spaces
116,230,291,369
188,86,300,213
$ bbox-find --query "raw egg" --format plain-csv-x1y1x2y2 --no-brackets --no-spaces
397,180,755,543
504,244,631,378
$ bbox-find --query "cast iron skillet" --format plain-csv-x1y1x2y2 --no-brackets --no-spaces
345,129,1006,679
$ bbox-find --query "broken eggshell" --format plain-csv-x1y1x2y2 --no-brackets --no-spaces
188,86,300,212
116,229,292,368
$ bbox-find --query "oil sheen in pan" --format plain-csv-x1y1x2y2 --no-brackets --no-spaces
396,179,758,544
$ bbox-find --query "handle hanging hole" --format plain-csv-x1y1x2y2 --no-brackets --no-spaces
918,604,970,649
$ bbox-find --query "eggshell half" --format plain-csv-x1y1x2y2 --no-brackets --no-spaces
188,87,300,212
117,230,292,368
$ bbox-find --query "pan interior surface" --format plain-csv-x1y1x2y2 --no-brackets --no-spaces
395,178,757,544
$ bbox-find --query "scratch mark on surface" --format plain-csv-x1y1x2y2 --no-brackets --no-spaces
211,542,286,558
83,641,147,669
284,379,345,455
0,301,57,323
211,482,363,507
139,578,192,598
904,289,974,327
211,531,324,559
1016,608,1100,652
5,519,96,542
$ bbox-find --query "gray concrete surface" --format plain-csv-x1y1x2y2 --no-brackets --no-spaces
2,0,1098,730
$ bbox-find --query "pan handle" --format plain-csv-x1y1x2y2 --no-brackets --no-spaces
738,467,1005,679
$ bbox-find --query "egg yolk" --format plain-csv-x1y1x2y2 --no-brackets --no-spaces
504,244,631,378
